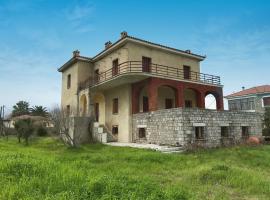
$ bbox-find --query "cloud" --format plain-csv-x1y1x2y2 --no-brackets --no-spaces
64,2,95,33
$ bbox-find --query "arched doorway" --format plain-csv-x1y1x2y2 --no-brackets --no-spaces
93,93,105,125
157,86,176,109
205,93,217,110
79,94,87,116
184,88,199,108
139,86,149,112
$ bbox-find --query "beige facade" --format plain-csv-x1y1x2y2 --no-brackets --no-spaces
59,33,222,143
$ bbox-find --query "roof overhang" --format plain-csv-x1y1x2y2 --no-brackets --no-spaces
58,56,92,72
92,36,206,61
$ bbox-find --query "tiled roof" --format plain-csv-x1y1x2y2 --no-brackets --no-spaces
226,85,270,98
92,35,206,61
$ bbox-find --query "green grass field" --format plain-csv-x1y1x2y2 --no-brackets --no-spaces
0,137,270,200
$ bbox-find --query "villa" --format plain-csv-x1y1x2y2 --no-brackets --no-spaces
58,32,262,148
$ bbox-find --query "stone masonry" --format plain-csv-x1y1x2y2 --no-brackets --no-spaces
132,108,263,148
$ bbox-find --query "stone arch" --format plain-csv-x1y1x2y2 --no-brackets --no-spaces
79,94,87,116
93,93,105,124
205,91,223,110
205,93,217,110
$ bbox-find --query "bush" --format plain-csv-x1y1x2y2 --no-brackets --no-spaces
263,128,270,136
36,126,48,137
14,119,35,145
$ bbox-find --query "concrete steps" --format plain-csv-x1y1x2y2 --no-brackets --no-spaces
158,146,184,153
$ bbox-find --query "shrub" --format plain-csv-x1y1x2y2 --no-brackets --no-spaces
36,126,47,137
263,128,270,136
14,119,35,145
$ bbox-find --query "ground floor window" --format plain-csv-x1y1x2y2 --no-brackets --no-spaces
195,127,205,139
221,127,229,137
242,126,249,137
138,128,146,138
112,125,118,135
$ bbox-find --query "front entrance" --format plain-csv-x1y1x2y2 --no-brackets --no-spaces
95,103,99,122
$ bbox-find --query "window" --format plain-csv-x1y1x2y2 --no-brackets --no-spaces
112,98,118,114
165,98,173,109
95,69,99,83
67,74,71,89
221,127,229,137
142,56,151,72
185,100,192,108
183,65,191,79
242,126,249,137
112,126,118,135
143,96,149,112
112,59,119,76
66,105,70,116
263,97,270,107
195,127,204,139
138,128,146,138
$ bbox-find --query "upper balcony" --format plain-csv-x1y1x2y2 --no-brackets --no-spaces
79,61,221,90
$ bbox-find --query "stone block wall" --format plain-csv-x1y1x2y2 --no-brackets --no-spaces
132,108,263,148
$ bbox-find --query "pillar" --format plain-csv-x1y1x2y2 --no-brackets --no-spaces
147,79,158,111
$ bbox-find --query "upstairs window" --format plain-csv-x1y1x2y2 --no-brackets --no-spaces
67,74,71,89
183,65,191,79
94,69,100,83
112,59,119,76
112,98,119,114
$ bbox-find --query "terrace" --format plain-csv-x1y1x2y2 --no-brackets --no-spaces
78,61,221,90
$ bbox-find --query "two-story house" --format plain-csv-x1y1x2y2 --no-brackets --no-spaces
58,32,262,147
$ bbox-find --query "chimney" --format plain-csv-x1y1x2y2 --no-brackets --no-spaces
120,31,128,39
73,50,80,57
185,49,191,54
105,41,112,49
242,86,245,90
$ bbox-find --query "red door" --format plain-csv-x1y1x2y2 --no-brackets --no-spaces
95,103,99,122
183,66,191,79
112,59,119,76
143,96,149,112
142,57,151,72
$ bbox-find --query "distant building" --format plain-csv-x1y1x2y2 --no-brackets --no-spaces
225,85,270,112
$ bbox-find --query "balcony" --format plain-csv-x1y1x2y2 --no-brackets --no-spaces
79,61,221,90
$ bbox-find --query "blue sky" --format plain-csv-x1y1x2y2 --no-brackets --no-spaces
0,0,270,114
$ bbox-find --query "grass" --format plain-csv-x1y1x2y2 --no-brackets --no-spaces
0,137,270,200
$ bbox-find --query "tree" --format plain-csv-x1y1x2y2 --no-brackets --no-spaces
50,105,83,147
12,101,30,117
30,106,48,117
14,119,35,145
